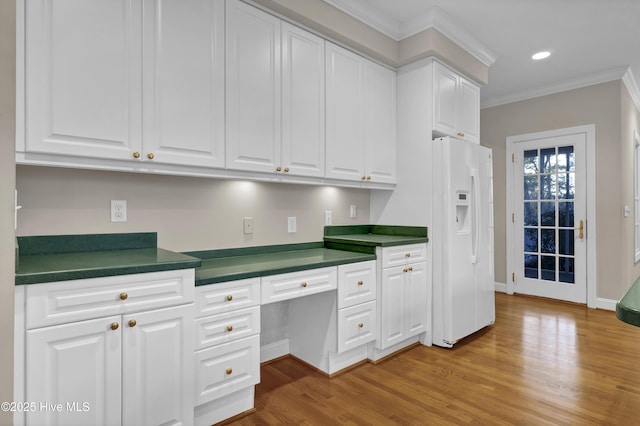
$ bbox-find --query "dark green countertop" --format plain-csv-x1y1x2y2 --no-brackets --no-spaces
15,233,201,285
617,277,640,327
185,242,376,286
323,225,428,247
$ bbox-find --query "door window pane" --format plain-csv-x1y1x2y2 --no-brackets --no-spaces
540,229,555,254
558,146,575,172
557,173,575,199
558,202,574,227
524,176,539,200
540,174,556,199
524,228,538,252
525,255,538,278
559,230,574,255
541,256,556,281
540,148,556,174
540,202,555,227
524,202,538,226
524,150,538,174
559,257,575,283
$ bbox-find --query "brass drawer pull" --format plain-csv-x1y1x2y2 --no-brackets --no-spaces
226,368,233,375
358,322,364,328
301,282,308,288
119,292,128,300
110,322,119,331
357,280,364,286
226,295,233,302
226,325,233,332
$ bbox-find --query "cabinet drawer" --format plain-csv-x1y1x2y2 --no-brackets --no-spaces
194,278,260,318
381,244,427,268
194,306,260,350
194,334,260,405
337,261,376,309
26,269,195,329
261,267,337,304
338,301,377,353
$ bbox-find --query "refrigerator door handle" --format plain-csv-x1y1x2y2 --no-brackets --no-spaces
471,169,480,264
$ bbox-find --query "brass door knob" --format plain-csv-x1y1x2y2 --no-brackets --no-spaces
226,295,233,301
110,322,119,331
128,319,137,328
575,219,584,239
226,325,233,332
120,292,128,300
301,282,308,288
225,368,233,375
132,151,141,159
357,280,364,286
147,152,154,160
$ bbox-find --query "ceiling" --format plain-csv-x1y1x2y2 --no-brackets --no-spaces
324,0,640,108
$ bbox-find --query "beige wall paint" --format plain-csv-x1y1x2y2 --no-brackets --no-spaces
251,0,488,84
16,166,370,252
0,0,15,423
481,81,624,300
621,85,640,295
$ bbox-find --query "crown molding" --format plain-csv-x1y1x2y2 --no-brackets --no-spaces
322,1,496,66
623,68,640,113
482,66,633,109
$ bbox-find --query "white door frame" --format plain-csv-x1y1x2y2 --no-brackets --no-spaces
506,124,597,308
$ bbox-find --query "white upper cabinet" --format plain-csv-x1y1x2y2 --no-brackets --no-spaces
24,0,143,160
22,0,225,167
326,42,396,184
226,0,281,173
433,61,480,144
226,0,325,178
142,0,225,168
281,22,325,178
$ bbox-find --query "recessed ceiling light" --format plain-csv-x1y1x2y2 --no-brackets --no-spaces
532,51,551,60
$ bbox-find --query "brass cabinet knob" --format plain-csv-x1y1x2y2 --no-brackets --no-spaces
132,151,141,159
128,319,137,328
276,166,282,172
358,323,364,328
366,176,371,181
225,368,233,375
301,282,308,288
357,280,364,286
403,268,408,273
457,132,465,137
226,325,233,332
361,176,366,181
405,253,411,258
226,295,233,302
120,292,128,300
284,167,289,173
408,266,413,272
110,322,119,331
147,152,154,160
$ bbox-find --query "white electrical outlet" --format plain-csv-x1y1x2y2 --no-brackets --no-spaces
324,211,332,226
350,205,357,218
288,216,297,233
243,217,254,234
111,200,127,222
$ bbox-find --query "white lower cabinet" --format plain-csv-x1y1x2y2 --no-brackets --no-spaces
193,278,261,426
18,269,196,426
372,244,430,360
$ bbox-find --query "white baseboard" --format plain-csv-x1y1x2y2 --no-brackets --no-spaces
260,338,290,363
494,282,507,293
596,298,617,311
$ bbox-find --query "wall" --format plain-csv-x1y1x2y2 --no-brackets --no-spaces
480,81,623,300
16,166,370,251
621,84,640,295
0,0,15,423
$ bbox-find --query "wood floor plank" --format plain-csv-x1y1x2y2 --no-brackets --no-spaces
229,293,640,425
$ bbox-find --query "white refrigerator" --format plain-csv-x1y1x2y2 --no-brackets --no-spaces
432,136,495,348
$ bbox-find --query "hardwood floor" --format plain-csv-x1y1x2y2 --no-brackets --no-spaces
229,293,640,425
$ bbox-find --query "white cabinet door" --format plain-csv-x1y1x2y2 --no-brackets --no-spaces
142,0,225,168
405,261,428,337
26,316,122,426
281,22,325,177
379,266,406,349
325,42,365,181
433,63,458,137
457,77,481,143
226,0,281,173
365,61,396,184
24,0,142,160
122,304,194,426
